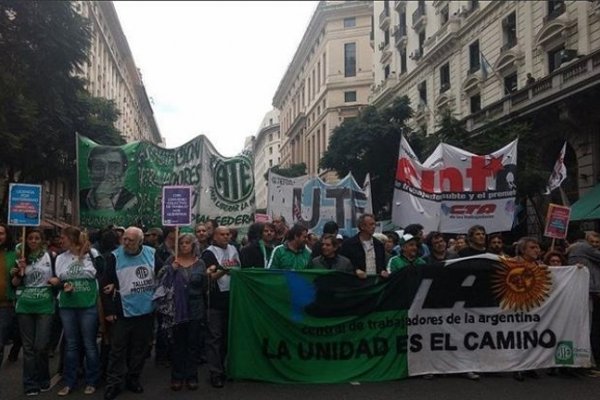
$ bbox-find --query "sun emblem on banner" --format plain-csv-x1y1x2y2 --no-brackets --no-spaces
491,257,552,312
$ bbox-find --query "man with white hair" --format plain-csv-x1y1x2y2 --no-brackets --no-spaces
101,227,158,400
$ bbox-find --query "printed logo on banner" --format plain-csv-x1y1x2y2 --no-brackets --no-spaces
211,155,255,211
492,258,552,312
555,341,574,365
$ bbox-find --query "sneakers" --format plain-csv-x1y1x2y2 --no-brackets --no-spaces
57,386,71,396
40,384,51,392
84,386,96,395
25,389,40,397
464,372,480,381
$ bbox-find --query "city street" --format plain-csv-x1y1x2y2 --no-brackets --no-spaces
3,351,600,400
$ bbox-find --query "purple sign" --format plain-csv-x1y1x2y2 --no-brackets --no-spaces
162,186,192,226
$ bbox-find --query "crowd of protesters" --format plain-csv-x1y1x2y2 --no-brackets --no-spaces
1,216,600,397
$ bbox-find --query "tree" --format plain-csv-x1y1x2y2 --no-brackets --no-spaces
0,1,123,211
320,96,413,218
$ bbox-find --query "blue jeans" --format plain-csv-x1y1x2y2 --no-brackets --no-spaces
19,313,52,392
59,307,100,388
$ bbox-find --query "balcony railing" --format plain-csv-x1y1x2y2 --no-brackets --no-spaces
543,2,566,24
465,49,600,131
412,5,426,29
393,24,407,47
379,8,390,28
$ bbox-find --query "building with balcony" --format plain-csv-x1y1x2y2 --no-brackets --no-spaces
45,1,163,229
251,110,281,210
273,1,374,181
75,1,162,144
371,0,600,230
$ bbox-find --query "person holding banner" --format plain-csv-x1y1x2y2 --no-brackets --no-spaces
154,233,207,391
310,234,353,273
387,234,426,272
101,227,157,400
458,225,489,257
267,224,312,270
0,223,16,370
54,227,101,396
340,214,387,279
201,226,240,388
10,228,58,396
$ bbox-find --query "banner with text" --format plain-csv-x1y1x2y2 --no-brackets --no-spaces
228,257,590,383
267,171,371,237
392,137,518,233
78,135,255,228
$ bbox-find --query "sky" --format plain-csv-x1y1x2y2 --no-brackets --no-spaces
113,1,318,157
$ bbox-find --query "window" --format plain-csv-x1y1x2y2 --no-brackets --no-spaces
269,133,273,141
440,63,450,93
469,40,480,73
344,91,357,102
269,147,273,155
469,0,479,11
269,159,273,167
343,17,356,28
470,93,481,113
384,65,390,79
418,30,425,55
504,72,518,94
344,43,356,77
548,45,564,73
418,81,427,105
547,0,565,21
400,50,407,74
440,6,449,25
502,12,517,50
384,29,390,46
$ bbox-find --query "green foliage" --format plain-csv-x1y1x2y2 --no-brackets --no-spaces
0,1,123,186
264,163,307,181
320,96,413,217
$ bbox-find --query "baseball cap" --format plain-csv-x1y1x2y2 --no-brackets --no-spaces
399,233,416,246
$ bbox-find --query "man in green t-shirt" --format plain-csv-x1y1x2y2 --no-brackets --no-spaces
267,224,311,270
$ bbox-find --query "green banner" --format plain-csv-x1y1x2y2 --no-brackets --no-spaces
228,269,409,383
78,135,255,228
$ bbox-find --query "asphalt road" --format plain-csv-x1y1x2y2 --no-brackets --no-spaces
2,349,600,400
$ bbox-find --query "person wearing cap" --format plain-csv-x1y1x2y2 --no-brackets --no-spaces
387,234,425,273
143,228,163,249
340,214,387,279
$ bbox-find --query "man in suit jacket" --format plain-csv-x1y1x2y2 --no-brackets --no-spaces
340,214,388,279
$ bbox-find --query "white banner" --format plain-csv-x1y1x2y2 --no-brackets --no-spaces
392,137,518,233
407,261,591,375
267,171,370,237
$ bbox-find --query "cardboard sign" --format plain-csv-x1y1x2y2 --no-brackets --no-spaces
544,203,571,239
8,184,42,226
162,186,192,226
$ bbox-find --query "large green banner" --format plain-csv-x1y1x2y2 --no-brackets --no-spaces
78,135,255,229
228,269,409,383
229,259,591,383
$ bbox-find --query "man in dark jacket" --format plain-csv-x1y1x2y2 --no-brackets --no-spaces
311,234,353,273
340,214,387,279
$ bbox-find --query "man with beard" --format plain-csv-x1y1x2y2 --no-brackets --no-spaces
458,225,488,257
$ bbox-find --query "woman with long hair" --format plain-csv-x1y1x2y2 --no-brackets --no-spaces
0,223,16,369
154,233,206,391
54,227,101,396
11,228,58,395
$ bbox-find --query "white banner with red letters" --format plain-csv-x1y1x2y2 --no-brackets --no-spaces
392,137,518,233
